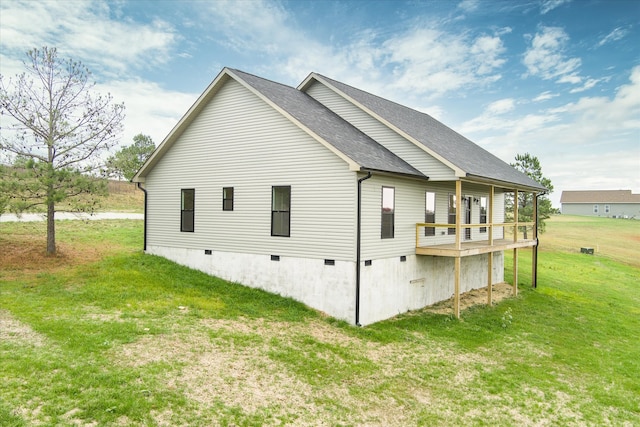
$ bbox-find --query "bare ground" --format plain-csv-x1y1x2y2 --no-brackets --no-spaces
112,304,578,427
0,310,47,347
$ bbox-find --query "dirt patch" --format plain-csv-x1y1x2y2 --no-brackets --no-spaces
115,318,499,425
424,282,515,315
0,310,47,347
0,232,107,279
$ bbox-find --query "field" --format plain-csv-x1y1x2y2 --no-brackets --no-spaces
103,180,144,213
0,216,638,426
2,179,144,214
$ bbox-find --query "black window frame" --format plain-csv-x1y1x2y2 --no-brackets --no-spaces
381,186,395,239
425,191,436,236
271,186,291,237
181,188,195,232
223,187,234,211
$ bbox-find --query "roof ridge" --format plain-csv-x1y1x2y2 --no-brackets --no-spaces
312,72,440,122
228,68,298,91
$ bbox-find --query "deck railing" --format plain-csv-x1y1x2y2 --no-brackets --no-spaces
415,221,536,250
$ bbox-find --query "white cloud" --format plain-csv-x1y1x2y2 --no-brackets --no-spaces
457,0,480,13
463,66,640,207
533,91,558,102
556,73,582,84
0,0,187,152
198,0,360,85
487,98,516,115
523,26,582,84
382,28,506,98
199,1,508,100
0,0,177,77
203,0,292,54
102,79,199,149
540,0,571,15
596,26,630,48
461,107,558,135
569,78,601,93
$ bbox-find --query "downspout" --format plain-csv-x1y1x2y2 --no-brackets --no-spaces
533,193,539,288
136,182,148,252
355,171,372,326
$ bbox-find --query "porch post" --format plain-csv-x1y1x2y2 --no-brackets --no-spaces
513,189,519,243
455,180,462,250
532,193,539,288
513,248,518,296
487,185,494,306
454,180,462,318
512,189,519,296
454,256,461,319
487,253,493,306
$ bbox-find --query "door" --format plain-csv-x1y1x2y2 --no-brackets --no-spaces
464,197,471,240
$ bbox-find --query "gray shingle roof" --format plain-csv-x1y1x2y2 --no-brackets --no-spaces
311,73,547,192
560,190,640,203
229,69,426,179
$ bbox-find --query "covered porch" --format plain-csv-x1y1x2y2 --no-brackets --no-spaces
415,180,542,318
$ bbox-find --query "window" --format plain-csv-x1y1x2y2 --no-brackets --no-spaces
480,196,487,233
271,186,291,237
448,194,456,235
425,191,436,236
593,204,599,214
181,189,195,232
605,205,610,214
223,187,234,211
381,187,395,239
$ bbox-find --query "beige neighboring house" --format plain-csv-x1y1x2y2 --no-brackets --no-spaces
133,68,547,325
560,190,640,219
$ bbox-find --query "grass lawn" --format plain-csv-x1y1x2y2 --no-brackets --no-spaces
1,216,638,426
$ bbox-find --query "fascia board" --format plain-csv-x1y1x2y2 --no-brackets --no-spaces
462,175,548,194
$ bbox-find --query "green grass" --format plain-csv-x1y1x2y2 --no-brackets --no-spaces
1,217,639,425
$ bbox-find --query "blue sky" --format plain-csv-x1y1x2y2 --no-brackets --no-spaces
1,0,638,207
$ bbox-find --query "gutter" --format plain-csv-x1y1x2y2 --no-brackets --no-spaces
136,182,148,251
463,173,547,194
355,171,372,326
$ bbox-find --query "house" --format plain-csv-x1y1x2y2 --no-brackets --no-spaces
560,190,640,218
132,68,547,325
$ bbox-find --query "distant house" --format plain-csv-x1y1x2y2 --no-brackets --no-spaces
133,68,546,325
560,190,640,218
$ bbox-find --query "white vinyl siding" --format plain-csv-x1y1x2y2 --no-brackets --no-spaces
305,82,456,180
145,79,356,260
561,202,640,217
361,175,439,260
360,176,506,260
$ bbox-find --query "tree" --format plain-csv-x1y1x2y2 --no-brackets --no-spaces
0,47,125,255
506,153,554,238
106,134,155,181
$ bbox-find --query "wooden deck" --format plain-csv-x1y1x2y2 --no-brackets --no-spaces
416,238,537,257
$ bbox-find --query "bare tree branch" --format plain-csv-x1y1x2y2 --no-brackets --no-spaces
0,47,125,254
